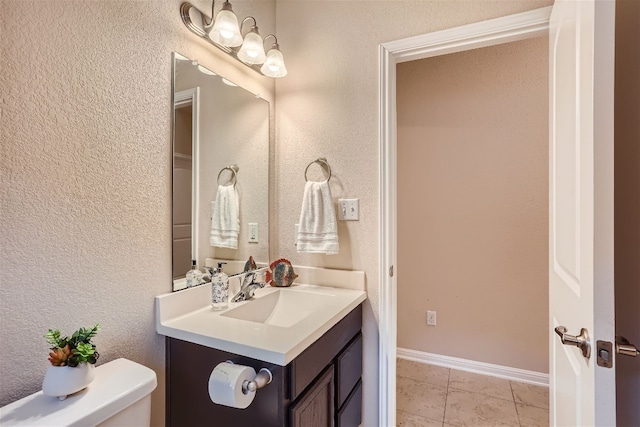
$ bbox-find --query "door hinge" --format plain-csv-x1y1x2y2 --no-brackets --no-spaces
389,265,394,277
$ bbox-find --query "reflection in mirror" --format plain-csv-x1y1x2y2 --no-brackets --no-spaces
172,52,269,290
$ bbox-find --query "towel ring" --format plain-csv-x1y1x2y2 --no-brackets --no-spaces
217,165,239,187
304,158,332,182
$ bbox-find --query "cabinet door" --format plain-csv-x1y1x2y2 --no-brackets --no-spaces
290,305,362,401
337,381,362,427
290,367,334,427
336,334,362,408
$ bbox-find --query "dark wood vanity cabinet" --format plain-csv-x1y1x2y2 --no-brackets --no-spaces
166,304,362,427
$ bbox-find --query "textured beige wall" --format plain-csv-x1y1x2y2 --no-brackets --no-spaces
396,37,549,373
614,0,640,424
274,1,553,424
0,1,274,425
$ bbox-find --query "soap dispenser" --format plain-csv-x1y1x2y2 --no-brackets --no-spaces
211,262,229,310
186,260,203,288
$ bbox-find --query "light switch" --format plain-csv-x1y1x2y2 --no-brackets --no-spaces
338,199,359,221
248,223,259,243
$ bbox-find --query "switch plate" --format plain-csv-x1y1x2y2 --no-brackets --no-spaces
427,311,437,326
338,199,359,221
248,223,259,243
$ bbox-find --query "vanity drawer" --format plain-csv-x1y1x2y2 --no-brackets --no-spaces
335,333,362,408
336,380,362,427
289,305,362,401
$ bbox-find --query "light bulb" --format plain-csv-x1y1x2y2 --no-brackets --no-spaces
237,30,267,64
260,46,287,78
197,65,216,75
209,3,242,47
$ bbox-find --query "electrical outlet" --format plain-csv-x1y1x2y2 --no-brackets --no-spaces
248,223,259,243
427,311,437,326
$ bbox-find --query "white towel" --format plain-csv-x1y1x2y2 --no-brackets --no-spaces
296,180,339,254
210,185,239,249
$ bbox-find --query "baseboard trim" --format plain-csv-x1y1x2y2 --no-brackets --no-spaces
397,347,549,387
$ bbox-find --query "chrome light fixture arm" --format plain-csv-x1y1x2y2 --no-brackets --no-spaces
203,0,218,31
263,34,278,48
240,16,258,36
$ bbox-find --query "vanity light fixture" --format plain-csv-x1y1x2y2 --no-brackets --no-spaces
221,78,238,87
237,17,267,65
197,64,217,76
180,1,288,78
261,35,288,78
208,1,243,47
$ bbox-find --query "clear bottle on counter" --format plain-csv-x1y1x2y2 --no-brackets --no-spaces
211,262,229,310
186,260,203,288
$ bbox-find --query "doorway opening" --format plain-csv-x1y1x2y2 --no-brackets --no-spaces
173,88,200,281
377,7,553,426
395,35,549,426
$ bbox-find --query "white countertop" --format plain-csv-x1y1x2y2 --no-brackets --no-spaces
155,282,366,366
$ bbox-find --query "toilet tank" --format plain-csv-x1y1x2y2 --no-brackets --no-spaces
0,358,157,427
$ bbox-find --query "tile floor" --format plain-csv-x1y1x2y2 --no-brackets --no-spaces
396,358,549,427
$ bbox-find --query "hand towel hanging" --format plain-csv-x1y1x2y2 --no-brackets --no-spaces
296,180,339,255
210,185,240,249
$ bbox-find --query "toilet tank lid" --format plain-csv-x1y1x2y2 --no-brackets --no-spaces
0,358,157,427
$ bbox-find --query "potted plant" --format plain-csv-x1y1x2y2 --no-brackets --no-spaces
42,323,100,400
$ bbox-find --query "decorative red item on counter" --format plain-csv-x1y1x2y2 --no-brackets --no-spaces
266,258,298,287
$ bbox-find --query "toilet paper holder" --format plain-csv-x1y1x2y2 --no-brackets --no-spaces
241,367,272,394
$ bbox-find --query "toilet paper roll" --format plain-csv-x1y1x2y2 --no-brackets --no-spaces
208,362,257,409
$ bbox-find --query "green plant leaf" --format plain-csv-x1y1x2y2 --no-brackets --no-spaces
44,329,63,347
45,323,100,367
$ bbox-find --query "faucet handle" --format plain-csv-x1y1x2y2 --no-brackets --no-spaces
245,282,266,299
230,268,269,302
241,268,269,286
242,272,257,287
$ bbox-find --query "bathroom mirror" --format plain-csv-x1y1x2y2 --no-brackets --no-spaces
172,52,270,290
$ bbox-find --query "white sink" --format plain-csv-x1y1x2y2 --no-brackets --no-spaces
155,281,366,366
221,288,333,327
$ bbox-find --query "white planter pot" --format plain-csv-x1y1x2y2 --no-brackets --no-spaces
42,363,96,400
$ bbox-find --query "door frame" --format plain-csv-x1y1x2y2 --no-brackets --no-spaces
377,7,552,426
175,87,201,270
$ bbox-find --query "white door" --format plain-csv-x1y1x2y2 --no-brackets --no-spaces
549,0,616,425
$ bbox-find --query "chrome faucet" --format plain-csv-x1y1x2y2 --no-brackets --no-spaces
231,268,268,302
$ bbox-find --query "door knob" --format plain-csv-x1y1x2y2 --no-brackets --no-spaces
616,336,639,358
555,326,591,358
